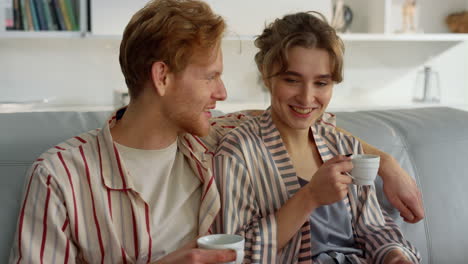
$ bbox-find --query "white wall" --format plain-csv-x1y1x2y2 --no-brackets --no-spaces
1,0,467,110
2,37,465,109
0,38,123,105
91,0,332,35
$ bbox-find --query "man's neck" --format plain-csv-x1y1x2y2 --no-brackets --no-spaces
110,102,178,150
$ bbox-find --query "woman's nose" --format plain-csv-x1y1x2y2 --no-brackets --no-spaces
297,85,317,105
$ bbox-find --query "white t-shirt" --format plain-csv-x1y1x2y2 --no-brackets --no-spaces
115,139,201,258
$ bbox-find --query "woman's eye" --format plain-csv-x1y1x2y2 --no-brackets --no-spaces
316,82,328,87
284,78,299,83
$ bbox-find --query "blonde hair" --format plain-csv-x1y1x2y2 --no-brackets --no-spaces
119,0,226,98
254,12,344,83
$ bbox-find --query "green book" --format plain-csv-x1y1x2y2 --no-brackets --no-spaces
41,0,55,30
28,0,39,30
58,0,71,30
63,0,78,31
19,0,29,30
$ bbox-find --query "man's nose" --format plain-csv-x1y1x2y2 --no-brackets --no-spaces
213,79,227,101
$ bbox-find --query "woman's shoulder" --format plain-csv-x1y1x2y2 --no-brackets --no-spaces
315,112,361,148
220,117,261,144
215,116,263,155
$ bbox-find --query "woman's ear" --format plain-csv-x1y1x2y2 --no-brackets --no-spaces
263,77,272,92
150,61,171,97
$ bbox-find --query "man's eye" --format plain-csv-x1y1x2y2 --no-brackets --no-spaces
316,81,328,87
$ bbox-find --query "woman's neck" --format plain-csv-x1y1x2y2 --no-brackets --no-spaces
272,112,311,152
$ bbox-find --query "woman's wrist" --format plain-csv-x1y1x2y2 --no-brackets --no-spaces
299,185,320,213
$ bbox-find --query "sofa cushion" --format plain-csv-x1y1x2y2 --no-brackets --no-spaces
2,107,468,263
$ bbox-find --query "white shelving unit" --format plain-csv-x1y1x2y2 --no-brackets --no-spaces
346,0,468,34
1,0,467,41
340,33,468,42
223,33,468,42
0,0,467,112
2,32,468,43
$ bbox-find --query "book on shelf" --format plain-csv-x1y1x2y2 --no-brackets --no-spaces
63,0,77,30
58,0,71,30
2,0,14,30
28,0,40,30
4,0,80,31
48,0,61,30
11,0,22,30
40,0,55,30
21,0,33,30
33,0,47,30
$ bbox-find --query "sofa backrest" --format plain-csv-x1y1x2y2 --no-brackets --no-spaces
1,107,468,263
0,111,111,262
336,107,468,264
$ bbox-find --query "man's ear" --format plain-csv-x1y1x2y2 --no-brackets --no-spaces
150,61,171,97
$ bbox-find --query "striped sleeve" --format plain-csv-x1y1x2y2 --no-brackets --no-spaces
9,163,77,264
337,132,420,263
350,185,421,263
213,153,277,263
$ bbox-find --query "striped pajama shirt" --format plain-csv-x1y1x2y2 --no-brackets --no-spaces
213,109,420,263
9,109,248,264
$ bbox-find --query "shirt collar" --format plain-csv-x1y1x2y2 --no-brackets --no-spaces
98,108,134,191
98,107,213,190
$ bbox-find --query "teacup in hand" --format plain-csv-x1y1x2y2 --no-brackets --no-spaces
349,154,380,185
197,234,245,264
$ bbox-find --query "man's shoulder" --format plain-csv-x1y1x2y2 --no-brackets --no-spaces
36,129,101,172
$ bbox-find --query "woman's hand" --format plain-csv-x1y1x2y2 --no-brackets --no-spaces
306,155,353,206
275,155,353,250
382,249,414,264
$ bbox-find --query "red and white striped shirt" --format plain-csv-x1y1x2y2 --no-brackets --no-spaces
9,109,248,264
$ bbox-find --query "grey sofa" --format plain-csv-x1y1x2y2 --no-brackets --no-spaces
1,107,468,263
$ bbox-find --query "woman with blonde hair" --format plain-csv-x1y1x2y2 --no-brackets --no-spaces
213,12,420,263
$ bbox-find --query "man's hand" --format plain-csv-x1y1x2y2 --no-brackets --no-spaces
382,249,414,264
154,239,236,264
379,154,424,223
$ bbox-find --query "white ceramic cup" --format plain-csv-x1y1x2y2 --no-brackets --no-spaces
349,154,380,185
197,234,245,264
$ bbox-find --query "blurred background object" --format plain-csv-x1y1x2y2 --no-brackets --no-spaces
413,66,441,103
401,0,417,33
331,0,353,33
446,11,468,33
